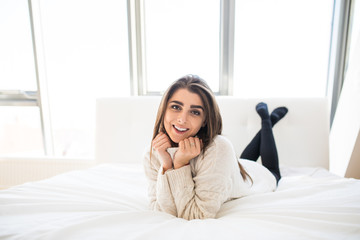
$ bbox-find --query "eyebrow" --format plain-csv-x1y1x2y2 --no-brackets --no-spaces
170,100,204,111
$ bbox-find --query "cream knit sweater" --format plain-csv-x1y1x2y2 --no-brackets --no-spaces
143,135,276,220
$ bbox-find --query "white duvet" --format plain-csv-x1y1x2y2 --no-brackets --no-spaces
1,163,360,240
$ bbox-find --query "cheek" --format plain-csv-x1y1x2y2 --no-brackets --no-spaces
163,112,172,131
164,112,171,125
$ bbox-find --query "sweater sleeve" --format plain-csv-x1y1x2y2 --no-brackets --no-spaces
165,136,236,220
143,149,177,216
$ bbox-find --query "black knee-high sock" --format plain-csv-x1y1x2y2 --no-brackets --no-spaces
256,102,281,183
260,118,281,183
240,106,288,161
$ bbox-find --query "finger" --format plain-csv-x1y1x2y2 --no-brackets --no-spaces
152,138,160,150
162,133,171,143
184,138,192,150
194,138,201,149
158,138,171,149
153,132,163,144
155,136,171,150
153,132,168,144
179,140,185,150
152,134,164,150
161,134,172,146
188,137,196,148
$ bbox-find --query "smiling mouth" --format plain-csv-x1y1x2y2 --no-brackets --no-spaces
173,125,189,133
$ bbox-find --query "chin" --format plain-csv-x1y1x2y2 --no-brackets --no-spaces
170,137,181,144
169,135,186,144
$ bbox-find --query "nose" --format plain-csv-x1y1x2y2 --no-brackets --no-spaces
177,112,187,124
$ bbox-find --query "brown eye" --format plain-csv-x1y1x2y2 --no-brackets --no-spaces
171,105,181,110
191,110,201,116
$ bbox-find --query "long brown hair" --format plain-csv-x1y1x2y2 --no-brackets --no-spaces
151,74,250,181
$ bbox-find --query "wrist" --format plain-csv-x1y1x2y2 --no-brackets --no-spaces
162,163,173,173
174,162,189,169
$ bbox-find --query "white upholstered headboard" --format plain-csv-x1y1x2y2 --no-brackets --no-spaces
96,97,329,169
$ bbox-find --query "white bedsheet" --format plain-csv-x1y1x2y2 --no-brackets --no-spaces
1,163,360,240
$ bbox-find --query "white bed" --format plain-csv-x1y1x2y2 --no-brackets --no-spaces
1,97,360,240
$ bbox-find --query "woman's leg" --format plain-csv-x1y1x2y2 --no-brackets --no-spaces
255,102,282,183
240,106,288,161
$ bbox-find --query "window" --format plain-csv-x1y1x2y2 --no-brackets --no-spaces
0,0,130,157
0,0,37,91
144,0,220,94
233,0,334,98
0,0,42,156
0,107,43,156
40,0,130,157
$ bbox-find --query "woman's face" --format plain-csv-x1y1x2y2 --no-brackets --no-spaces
164,88,206,143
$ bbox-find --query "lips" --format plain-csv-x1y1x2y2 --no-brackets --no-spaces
173,125,189,133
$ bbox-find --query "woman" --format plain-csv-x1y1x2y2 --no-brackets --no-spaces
143,74,287,220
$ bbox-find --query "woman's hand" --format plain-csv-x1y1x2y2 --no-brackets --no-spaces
152,132,173,172
173,137,202,169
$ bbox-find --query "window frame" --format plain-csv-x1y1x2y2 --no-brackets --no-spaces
327,0,353,127
128,0,235,96
0,0,54,155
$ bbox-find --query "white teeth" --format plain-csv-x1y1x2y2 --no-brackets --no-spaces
174,125,188,132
